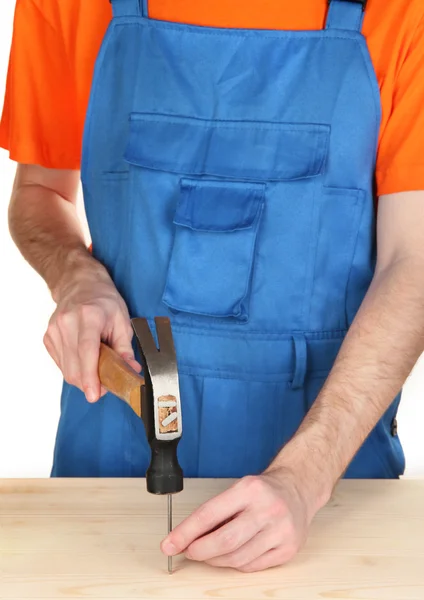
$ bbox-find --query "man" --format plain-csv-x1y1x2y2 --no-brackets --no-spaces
2,0,424,573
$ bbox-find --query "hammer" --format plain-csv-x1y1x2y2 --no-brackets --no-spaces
98,317,183,573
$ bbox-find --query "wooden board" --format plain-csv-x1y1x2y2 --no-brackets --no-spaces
1,479,424,599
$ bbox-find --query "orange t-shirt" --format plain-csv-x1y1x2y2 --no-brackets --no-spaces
1,0,424,196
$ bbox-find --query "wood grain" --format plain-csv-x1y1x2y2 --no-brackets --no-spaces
98,343,144,417
1,479,424,599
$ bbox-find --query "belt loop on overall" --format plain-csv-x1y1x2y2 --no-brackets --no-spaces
326,0,367,32
291,334,308,390
110,0,144,18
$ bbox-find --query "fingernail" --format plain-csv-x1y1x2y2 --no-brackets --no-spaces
162,540,177,556
85,388,97,403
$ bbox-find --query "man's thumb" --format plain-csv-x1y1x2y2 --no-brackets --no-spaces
110,324,142,373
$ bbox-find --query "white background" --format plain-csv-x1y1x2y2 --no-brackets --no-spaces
0,0,423,477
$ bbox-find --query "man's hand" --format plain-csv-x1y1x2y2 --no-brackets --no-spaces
161,469,315,573
44,261,141,403
162,190,424,573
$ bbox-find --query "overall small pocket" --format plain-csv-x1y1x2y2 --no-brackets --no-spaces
162,178,265,320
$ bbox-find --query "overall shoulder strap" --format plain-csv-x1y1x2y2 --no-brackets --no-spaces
110,0,144,17
326,0,367,32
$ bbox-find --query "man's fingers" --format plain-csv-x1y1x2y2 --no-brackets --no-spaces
110,317,137,361
204,528,279,569
56,314,81,388
121,354,142,373
162,484,248,556
78,328,102,402
238,546,294,573
185,512,262,562
43,329,62,371
110,317,142,371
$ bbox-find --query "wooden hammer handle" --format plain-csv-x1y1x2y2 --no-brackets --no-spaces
98,343,144,418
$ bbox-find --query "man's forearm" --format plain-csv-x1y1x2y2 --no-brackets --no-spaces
9,171,102,302
270,257,424,513
9,166,139,400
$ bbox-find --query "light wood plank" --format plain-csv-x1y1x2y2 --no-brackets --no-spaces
1,479,424,599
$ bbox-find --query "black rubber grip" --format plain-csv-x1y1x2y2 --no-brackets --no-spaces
147,440,184,495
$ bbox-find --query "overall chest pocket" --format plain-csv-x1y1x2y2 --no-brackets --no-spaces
124,113,329,322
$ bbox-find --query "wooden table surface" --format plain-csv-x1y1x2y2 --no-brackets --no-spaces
1,479,424,600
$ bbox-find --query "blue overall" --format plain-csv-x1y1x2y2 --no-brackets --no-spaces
51,0,405,479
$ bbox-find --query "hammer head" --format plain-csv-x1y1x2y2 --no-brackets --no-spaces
132,317,183,495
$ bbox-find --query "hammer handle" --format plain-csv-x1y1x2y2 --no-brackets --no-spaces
98,343,144,418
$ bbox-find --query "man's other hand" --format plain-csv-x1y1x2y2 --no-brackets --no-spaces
161,469,314,572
